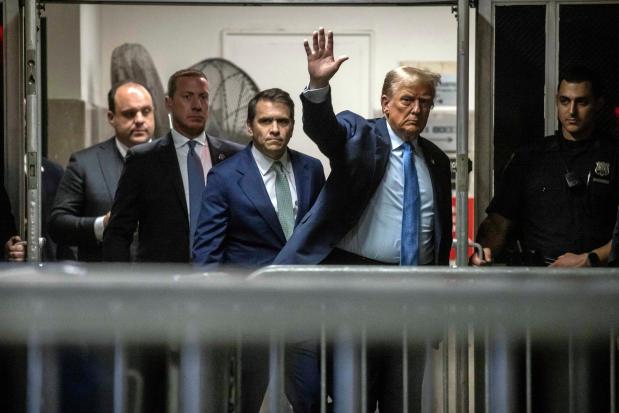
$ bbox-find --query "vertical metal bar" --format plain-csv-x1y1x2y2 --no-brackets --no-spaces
320,306,327,413
609,328,617,413
473,0,495,231
167,346,180,413
180,335,202,413
236,331,243,413
402,323,409,413
455,0,470,268
268,331,285,413
544,2,558,136
443,326,450,413
568,333,574,413
334,325,359,413
24,0,41,262
113,336,126,413
360,325,367,413
526,328,532,413
484,325,489,413
4,0,26,219
27,331,42,413
457,324,469,413
42,346,60,413
610,328,615,413
488,323,514,413
467,325,474,413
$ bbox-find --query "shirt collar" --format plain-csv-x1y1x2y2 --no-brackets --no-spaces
115,137,151,158
385,121,420,153
171,128,207,149
251,144,291,176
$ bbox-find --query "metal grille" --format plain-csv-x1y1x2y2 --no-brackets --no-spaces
560,4,619,140
493,5,546,189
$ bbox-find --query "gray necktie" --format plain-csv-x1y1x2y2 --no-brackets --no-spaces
187,140,205,250
272,161,294,240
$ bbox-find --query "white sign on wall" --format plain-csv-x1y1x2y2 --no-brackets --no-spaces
423,109,457,154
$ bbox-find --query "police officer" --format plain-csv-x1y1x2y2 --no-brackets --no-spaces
472,65,615,412
472,66,617,268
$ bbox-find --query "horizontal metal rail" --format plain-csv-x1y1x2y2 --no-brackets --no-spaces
1,263,615,413
42,0,458,5
0,264,618,343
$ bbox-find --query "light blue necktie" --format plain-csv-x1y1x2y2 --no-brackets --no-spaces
401,142,420,265
273,161,294,240
187,140,205,250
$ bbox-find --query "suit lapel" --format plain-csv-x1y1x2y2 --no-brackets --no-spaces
206,134,229,165
374,118,392,184
290,150,310,225
97,137,124,202
237,146,286,243
418,137,443,264
160,133,189,219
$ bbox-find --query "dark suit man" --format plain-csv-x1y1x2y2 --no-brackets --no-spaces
49,81,155,261
45,81,155,413
103,69,242,263
102,69,242,413
275,29,452,267
192,88,325,413
274,28,453,412
193,88,325,266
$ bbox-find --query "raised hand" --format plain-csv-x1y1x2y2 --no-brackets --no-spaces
304,27,349,89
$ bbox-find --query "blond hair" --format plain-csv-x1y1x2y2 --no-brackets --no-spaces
381,66,441,101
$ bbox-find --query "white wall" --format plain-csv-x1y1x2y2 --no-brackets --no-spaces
95,5,475,110
46,4,476,167
46,4,82,100
46,4,102,103
79,4,103,106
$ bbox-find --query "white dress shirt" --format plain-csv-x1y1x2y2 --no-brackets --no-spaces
251,145,298,220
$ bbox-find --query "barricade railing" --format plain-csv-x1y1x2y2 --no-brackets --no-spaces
0,263,617,412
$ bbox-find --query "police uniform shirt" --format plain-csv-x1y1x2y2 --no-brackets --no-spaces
487,134,619,259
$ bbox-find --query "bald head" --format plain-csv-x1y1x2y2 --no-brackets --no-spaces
107,82,155,147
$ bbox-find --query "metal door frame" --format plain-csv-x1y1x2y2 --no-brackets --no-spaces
6,0,474,265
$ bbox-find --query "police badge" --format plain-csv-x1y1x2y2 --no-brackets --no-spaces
594,161,610,177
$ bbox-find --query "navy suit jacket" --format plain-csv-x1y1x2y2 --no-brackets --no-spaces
274,92,453,265
49,137,125,261
103,132,242,263
192,144,325,266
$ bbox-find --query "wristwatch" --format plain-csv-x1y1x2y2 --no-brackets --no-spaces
587,251,600,267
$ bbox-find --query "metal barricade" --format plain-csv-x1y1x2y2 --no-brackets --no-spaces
0,263,617,412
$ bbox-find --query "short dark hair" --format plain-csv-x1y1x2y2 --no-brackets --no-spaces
246,88,295,124
107,80,149,113
558,65,604,98
167,69,208,98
